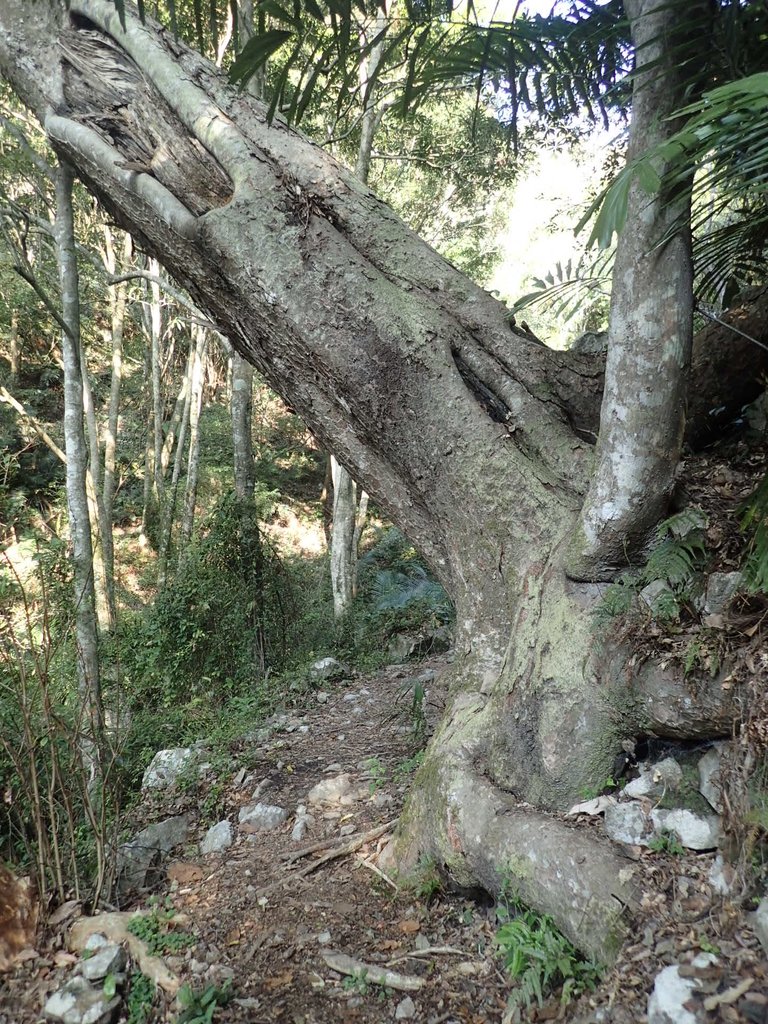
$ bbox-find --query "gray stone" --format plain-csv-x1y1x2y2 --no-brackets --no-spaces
395,996,416,1019
117,814,191,892
698,745,725,812
650,808,720,850
141,748,197,791
639,580,674,613
752,897,768,955
708,854,736,896
604,802,651,845
308,657,348,683
238,802,288,832
624,758,683,800
200,820,233,855
83,934,107,952
79,943,127,982
704,572,743,615
647,954,716,1024
307,773,353,806
44,976,121,1024
386,633,419,663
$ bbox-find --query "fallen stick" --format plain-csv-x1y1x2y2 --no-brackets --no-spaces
320,950,424,991
257,822,395,898
386,946,466,966
356,855,398,891
282,820,396,863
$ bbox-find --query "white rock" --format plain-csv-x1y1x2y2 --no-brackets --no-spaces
200,820,233,855
698,745,725,812
639,579,674,611
395,996,416,1019
567,796,616,816
79,943,127,981
141,748,197,791
624,758,682,799
308,657,348,682
44,976,121,1024
84,934,107,952
604,802,651,845
291,818,308,842
708,854,736,896
651,808,720,850
317,930,332,944
647,954,716,1024
238,802,288,832
752,897,768,955
307,773,352,805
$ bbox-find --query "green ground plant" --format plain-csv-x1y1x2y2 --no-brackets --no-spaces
126,972,157,1024
127,897,196,956
175,981,233,1024
495,887,602,1012
648,831,686,856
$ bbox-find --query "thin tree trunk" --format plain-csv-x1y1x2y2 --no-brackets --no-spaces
53,159,103,769
148,260,164,507
157,337,193,587
9,310,20,383
102,228,131,532
566,0,704,580
231,353,255,498
180,324,208,550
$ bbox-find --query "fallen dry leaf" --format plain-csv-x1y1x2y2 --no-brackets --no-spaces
398,919,421,934
167,861,204,884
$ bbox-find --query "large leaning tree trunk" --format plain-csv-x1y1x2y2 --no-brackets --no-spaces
1,0,764,962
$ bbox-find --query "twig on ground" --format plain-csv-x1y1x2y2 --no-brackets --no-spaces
356,854,398,890
385,946,467,966
257,822,396,898
282,820,395,863
320,949,424,991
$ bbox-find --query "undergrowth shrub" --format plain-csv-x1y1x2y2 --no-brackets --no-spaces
122,490,293,712
495,887,601,1013
0,556,121,907
341,528,453,665
594,509,709,626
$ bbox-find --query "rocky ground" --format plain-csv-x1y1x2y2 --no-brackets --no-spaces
1,645,767,1024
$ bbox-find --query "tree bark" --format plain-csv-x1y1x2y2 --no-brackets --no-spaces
0,0,754,959
179,323,208,549
231,353,255,498
566,0,704,581
53,158,104,766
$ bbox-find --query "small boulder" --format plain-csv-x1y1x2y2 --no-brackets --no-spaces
200,820,233,855
703,572,743,616
308,657,349,683
604,802,651,845
639,580,675,613
395,996,417,1019
650,808,720,851
238,803,288,833
79,943,127,982
307,774,353,806
698,745,725,813
44,976,121,1024
752,897,768,956
141,748,197,791
624,758,683,800
386,633,419,663
117,814,191,893
647,954,717,1024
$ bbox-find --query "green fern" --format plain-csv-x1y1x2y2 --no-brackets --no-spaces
496,902,601,1010
741,474,768,594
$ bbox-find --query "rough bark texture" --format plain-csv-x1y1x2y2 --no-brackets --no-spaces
566,0,702,581
54,160,103,751
0,0,758,959
231,352,255,498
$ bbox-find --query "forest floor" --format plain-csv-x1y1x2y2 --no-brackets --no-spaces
2,647,767,1024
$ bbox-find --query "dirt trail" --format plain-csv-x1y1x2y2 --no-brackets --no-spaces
2,654,766,1023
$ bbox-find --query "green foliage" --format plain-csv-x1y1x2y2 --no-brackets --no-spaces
594,509,709,626
741,474,768,594
394,750,425,782
341,970,370,996
495,891,601,1010
366,756,387,793
126,972,156,1024
119,491,293,747
127,898,196,956
412,855,442,902
648,831,685,856
175,980,233,1024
